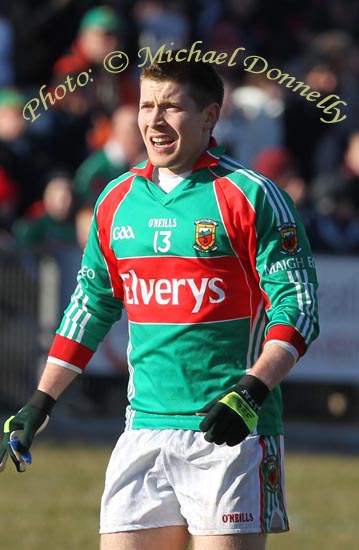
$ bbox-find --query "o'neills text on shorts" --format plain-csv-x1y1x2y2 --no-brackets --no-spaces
222,512,254,523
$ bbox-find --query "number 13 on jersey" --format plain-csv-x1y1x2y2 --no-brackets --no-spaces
153,230,172,253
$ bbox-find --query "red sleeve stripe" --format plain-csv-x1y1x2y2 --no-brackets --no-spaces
264,324,306,358
96,175,135,299
48,335,94,371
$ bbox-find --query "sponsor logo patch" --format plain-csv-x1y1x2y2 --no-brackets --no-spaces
193,219,219,252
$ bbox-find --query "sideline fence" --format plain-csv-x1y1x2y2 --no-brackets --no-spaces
0,250,59,411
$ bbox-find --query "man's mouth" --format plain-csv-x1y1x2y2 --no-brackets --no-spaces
150,136,175,150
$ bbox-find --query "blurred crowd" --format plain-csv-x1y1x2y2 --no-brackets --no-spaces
0,0,358,257
0,0,358,409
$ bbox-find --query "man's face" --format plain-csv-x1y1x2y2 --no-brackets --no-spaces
138,78,219,175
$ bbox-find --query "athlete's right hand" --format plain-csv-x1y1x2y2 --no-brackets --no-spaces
0,390,56,473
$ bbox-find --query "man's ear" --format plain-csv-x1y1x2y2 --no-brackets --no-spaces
203,103,221,131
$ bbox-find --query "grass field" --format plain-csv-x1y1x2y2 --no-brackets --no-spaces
0,444,357,550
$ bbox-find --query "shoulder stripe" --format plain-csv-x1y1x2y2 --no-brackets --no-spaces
96,173,135,212
219,155,295,227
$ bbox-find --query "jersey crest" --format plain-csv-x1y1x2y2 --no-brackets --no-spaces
193,219,219,252
262,455,280,492
278,223,301,255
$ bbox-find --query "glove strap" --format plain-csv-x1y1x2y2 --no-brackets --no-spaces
219,392,258,432
28,390,56,415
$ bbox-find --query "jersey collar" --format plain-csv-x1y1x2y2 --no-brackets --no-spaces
130,137,226,181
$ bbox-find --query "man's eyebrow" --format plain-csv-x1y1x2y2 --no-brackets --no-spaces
161,101,182,108
139,99,183,108
139,100,154,107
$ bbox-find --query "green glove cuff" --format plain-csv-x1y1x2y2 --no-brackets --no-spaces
219,392,258,432
236,375,270,410
28,390,56,415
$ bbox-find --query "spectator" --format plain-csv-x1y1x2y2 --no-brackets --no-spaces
12,172,76,252
308,131,359,254
0,17,14,86
53,5,137,116
75,204,94,250
50,5,138,171
0,88,26,143
0,88,50,214
1,0,93,87
253,147,307,208
0,166,18,232
214,76,284,167
284,30,358,182
72,104,146,206
133,0,190,50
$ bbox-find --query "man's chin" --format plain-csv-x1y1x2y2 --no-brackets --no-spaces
148,154,175,169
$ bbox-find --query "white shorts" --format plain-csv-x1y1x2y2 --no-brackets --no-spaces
100,429,289,536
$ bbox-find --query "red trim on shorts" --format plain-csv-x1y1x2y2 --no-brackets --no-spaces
277,436,290,531
259,436,266,533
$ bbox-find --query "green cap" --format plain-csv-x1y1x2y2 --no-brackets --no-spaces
0,88,24,109
79,6,121,33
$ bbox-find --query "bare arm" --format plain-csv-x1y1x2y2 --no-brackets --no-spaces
38,362,79,400
249,343,296,390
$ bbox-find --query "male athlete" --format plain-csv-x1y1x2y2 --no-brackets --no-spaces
0,58,319,550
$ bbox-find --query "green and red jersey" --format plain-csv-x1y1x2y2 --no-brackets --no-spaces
48,140,319,434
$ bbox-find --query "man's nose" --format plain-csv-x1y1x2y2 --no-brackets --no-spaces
149,107,165,127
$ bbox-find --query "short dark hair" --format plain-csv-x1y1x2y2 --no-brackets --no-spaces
140,55,224,110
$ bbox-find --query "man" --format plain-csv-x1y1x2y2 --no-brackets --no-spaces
0,58,319,550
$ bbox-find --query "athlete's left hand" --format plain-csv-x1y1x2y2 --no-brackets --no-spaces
196,374,270,446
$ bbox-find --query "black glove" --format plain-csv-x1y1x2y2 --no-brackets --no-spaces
197,374,270,446
0,390,56,472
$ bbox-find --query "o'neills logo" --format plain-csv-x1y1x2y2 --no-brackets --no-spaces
222,513,254,523
120,269,226,313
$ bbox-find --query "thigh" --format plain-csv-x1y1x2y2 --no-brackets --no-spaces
192,533,267,550
100,430,186,534
100,526,190,550
164,433,288,536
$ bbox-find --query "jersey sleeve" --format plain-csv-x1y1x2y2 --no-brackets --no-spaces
253,177,319,359
48,205,124,373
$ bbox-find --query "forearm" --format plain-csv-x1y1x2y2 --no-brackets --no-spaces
248,343,296,390
37,361,79,400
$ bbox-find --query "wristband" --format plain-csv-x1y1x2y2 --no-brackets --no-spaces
235,374,270,409
28,390,56,415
